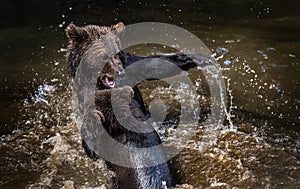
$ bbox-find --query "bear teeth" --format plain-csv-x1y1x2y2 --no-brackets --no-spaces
105,76,115,88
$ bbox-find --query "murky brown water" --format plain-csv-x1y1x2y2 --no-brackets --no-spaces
0,1,299,188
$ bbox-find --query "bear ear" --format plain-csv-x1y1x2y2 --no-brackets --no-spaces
112,22,125,35
65,23,89,44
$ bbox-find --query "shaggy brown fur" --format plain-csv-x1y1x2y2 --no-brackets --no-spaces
66,23,173,189
65,22,216,189
66,22,124,79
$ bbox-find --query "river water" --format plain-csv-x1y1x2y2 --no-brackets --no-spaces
0,1,299,188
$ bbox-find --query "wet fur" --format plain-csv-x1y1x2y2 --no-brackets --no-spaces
65,22,209,188
66,23,174,188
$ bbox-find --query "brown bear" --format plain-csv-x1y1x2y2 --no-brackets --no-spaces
66,22,175,189
65,22,210,188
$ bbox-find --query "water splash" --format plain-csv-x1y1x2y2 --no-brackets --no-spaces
26,84,56,106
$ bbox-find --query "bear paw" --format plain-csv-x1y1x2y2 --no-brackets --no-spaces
111,86,134,106
121,86,134,99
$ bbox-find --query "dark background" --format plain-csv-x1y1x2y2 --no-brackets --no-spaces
1,0,300,28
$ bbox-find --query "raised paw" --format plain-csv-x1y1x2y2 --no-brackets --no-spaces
121,86,134,99
92,109,105,123
110,86,134,106
83,109,105,126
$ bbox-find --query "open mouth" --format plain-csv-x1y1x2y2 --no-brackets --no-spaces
104,76,115,88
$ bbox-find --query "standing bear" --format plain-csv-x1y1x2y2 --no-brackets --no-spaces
65,22,211,188
66,22,174,189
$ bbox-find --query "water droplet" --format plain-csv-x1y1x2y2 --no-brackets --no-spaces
274,85,281,92
216,47,229,55
224,60,231,65
267,47,276,51
59,48,67,52
59,21,66,28
289,54,296,58
225,40,235,43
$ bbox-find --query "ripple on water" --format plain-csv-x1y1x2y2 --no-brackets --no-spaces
171,129,300,188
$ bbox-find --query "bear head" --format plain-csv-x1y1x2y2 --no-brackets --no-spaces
65,22,125,89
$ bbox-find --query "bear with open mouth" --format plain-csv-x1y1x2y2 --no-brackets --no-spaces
66,22,175,189
65,22,206,188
